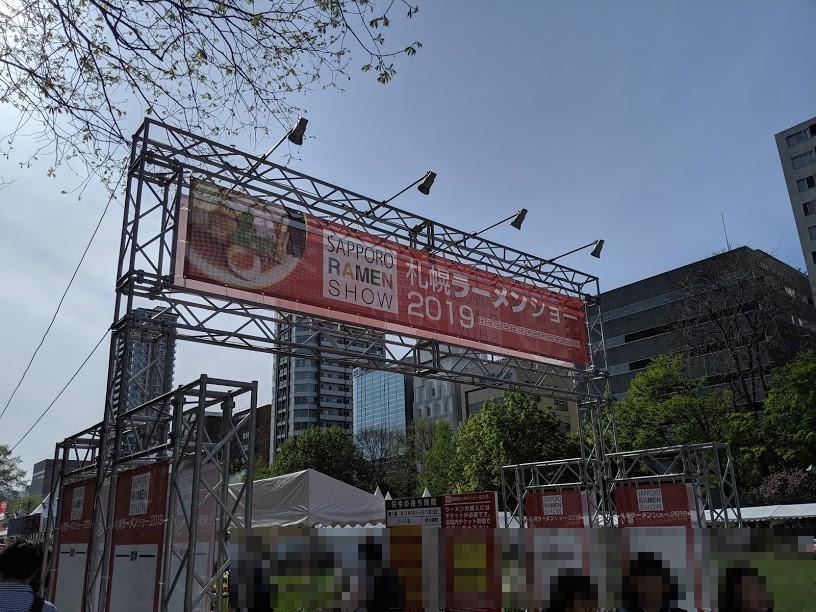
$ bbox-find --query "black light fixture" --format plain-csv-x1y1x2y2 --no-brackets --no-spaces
417,171,436,195
372,171,438,213
590,239,604,258
510,208,528,230
287,117,308,146
548,239,605,263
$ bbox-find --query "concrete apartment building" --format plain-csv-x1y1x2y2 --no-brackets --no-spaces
599,247,816,402
775,116,816,301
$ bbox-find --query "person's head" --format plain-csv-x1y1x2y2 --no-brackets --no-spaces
720,566,773,611
620,552,679,610
547,571,598,612
0,540,43,584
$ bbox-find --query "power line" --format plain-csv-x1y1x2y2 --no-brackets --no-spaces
9,328,109,453
0,187,119,423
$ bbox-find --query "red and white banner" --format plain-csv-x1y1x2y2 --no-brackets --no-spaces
524,490,589,528
0,500,7,515
106,461,170,612
175,179,589,365
614,483,699,527
53,478,96,610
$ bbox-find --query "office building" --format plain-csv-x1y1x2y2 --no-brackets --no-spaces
775,116,816,301
110,307,177,414
271,319,384,455
600,247,816,404
30,459,91,497
204,403,273,468
352,369,413,436
412,356,579,434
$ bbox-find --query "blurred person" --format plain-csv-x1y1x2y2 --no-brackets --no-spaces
546,570,599,612
0,540,57,612
618,552,686,612
718,566,773,612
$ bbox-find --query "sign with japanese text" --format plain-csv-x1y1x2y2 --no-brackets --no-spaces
615,483,699,528
524,490,589,528
21,514,41,535
106,461,170,612
0,500,6,515
386,492,498,529
386,495,443,527
442,492,498,529
175,179,589,364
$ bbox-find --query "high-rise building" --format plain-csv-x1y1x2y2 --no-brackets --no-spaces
599,247,816,403
110,307,177,414
271,319,384,455
775,116,816,301
30,459,91,497
352,369,413,436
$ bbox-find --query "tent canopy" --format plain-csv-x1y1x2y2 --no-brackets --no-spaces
231,469,385,528
705,503,816,524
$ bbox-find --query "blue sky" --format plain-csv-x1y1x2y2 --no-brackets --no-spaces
1,0,815,477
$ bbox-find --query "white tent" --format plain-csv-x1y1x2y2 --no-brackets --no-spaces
231,469,385,528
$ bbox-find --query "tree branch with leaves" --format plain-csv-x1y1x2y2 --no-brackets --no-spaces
0,0,423,191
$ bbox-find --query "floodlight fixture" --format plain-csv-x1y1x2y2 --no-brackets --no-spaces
422,208,530,254
510,208,528,230
548,239,605,263
371,171,437,213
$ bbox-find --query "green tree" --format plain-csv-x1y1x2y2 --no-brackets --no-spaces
0,0,423,189
761,352,816,472
418,421,459,495
454,392,569,493
355,425,416,497
613,353,735,450
259,426,365,487
0,444,26,498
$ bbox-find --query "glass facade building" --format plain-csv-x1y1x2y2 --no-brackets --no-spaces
352,369,411,435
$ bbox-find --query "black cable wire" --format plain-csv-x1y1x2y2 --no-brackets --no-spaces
0,187,119,423
9,329,109,453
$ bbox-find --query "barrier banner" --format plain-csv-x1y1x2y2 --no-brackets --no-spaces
444,528,500,611
106,461,170,612
52,478,96,610
524,490,589,528
614,483,699,527
175,179,589,365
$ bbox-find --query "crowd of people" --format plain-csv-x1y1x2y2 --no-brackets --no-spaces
0,538,779,611
543,552,773,612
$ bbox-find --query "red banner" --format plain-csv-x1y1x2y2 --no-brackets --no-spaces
52,478,96,610
524,490,589,528
614,483,699,527
175,179,589,365
106,461,170,612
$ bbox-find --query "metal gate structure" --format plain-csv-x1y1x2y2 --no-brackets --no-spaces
38,118,610,610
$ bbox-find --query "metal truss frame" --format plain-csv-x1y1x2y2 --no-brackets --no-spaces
39,376,256,612
46,119,611,609
502,441,743,528
607,442,742,527
112,118,609,403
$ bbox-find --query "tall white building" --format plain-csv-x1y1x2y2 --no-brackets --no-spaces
775,116,816,301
